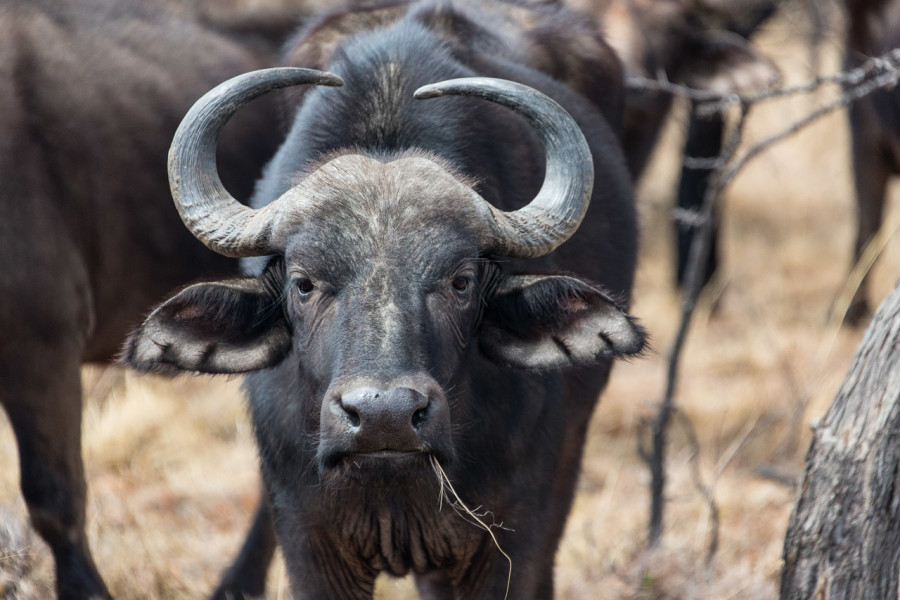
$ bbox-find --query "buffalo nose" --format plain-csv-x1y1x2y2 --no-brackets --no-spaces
339,387,430,449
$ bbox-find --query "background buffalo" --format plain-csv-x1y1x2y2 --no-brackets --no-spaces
0,0,287,596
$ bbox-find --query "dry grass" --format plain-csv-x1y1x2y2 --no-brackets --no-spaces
3,13,900,600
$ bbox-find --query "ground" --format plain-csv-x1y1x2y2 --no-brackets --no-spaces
2,10,897,600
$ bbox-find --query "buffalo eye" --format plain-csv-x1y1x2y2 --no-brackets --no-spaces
296,277,315,297
451,276,470,294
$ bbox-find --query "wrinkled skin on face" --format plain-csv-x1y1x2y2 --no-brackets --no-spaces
270,156,492,479
126,152,645,597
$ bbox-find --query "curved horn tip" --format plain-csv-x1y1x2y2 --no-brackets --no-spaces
413,84,446,100
312,72,345,87
257,67,344,88
415,77,528,100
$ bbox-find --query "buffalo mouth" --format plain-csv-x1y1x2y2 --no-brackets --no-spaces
320,448,449,487
353,450,423,459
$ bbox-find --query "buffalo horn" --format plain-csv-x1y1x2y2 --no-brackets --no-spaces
415,77,593,258
168,67,343,257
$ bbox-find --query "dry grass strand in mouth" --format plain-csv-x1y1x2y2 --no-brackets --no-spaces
430,456,512,600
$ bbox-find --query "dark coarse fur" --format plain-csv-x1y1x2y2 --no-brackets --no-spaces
0,1,283,597
126,1,644,598
259,2,635,255
843,0,900,323
277,0,625,130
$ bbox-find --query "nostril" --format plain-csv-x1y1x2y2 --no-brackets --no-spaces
411,405,428,428
343,405,361,427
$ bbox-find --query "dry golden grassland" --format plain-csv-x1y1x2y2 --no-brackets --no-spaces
2,14,898,600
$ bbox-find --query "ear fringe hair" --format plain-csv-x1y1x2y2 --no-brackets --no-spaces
490,274,628,334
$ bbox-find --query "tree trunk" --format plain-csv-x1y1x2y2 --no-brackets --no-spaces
781,282,900,599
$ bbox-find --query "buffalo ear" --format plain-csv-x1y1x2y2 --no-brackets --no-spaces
479,274,646,370
123,278,291,374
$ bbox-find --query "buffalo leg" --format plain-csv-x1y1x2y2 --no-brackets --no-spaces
210,491,277,600
675,101,724,289
1,351,110,599
845,97,891,324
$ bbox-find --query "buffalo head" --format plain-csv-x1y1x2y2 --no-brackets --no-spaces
125,68,645,485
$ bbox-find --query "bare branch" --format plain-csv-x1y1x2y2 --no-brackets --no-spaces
642,44,900,550
674,410,720,566
647,102,750,548
723,68,900,187
627,47,900,117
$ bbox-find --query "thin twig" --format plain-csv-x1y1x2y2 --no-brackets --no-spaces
722,69,900,190
674,410,720,566
431,457,512,600
626,47,900,117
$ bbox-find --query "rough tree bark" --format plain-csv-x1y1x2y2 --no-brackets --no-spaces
780,282,900,599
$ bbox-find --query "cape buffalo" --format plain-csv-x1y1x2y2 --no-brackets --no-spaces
843,0,900,323
0,1,282,596
125,1,645,597
571,0,780,288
